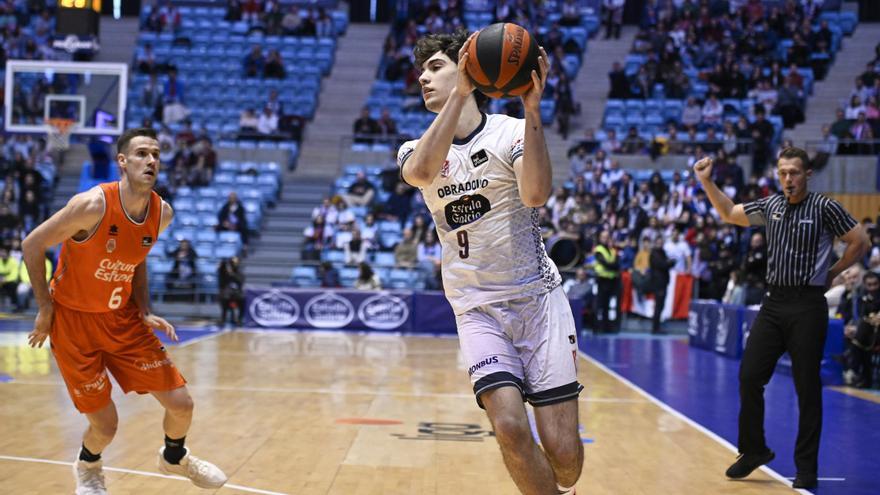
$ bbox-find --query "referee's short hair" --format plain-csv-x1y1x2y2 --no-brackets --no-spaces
777,146,812,170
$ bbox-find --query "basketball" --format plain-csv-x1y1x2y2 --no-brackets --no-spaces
465,23,540,98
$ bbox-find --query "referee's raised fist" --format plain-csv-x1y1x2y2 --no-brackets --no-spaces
693,157,713,181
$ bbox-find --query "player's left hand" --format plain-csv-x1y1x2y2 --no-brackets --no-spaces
144,313,178,342
520,46,549,112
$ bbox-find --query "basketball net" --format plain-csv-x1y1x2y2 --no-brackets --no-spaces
47,118,75,152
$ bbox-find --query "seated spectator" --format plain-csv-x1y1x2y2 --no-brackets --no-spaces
383,181,412,226
620,127,645,154
216,192,249,245
850,113,876,154
342,171,375,207
225,0,242,21
218,257,244,326
312,197,339,224
748,80,777,115
166,240,198,299
569,145,590,178
264,1,284,35
376,109,398,143
603,0,624,39
830,108,852,139
257,106,279,135
281,6,302,34
265,89,285,118
845,95,867,120
701,94,723,127
159,2,181,32
394,228,419,267
417,230,442,290
315,7,333,37
601,129,621,154
343,228,368,264
239,108,259,134
136,43,158,74
354,262,382,290
263,50,286,79
243,46,265,78
162,69,189,125
562,267,590,302
866,96,879,120
681,97,702,128
318,261,340,288
353,107,380,144
302,215,334,261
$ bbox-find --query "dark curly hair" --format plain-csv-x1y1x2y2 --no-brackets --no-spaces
414,29,489,108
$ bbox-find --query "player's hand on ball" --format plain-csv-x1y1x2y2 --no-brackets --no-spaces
455,32,477,97
521,46,549,110
693,157,714,182
144,313,178,342
28,306,54,348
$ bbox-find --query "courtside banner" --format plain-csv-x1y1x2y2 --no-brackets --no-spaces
244,288,416,332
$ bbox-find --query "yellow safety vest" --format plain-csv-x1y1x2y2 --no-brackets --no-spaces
593,245,618,279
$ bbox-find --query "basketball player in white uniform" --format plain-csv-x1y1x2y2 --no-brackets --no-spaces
398,30,583,494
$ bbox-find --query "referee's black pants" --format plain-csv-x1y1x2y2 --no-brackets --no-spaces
738,286,828,475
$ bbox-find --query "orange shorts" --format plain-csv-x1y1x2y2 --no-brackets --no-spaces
50,301,186,414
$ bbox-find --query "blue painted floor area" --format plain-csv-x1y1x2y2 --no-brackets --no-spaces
581,335,880,495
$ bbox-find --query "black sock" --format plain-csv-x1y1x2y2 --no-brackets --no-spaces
163,435,186,464
79,444,101,463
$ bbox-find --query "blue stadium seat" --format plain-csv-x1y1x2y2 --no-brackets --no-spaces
196,230,218,243
373,252,396,267
321,249,345,264
215,244,239,259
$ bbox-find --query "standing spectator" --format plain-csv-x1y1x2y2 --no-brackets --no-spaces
749,107,775,177
218,257,244,326
602,0,624,39
608,61,630,99
263,50,286,79
555,71,575,140
353,107,380,145
162,69,188,124
225,0,243,21
243,46,265,78
242,0,261,24
649,236,674,334
216,192,249,246
0,247,21,311
315,7,333,37
742,231,767,305
593,231,620,333
354,262,382,290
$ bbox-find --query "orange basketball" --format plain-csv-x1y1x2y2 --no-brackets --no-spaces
465,23,540,98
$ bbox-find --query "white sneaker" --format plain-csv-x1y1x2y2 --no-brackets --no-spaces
73,458,108,495
157,447,227,489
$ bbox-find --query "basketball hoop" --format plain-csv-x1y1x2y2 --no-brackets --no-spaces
47,118,76,152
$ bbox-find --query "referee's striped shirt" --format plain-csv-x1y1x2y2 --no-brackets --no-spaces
743,192,857,287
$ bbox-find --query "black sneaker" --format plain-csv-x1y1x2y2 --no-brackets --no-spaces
792,473,817,489
725,450,775,479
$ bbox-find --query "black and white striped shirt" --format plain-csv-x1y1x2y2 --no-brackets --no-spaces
743,192,857,287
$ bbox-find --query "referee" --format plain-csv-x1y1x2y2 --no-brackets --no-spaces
694,147,869,489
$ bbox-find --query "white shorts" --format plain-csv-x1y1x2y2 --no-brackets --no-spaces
455,286,582,409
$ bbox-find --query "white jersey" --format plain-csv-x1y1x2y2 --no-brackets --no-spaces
397,113,561,315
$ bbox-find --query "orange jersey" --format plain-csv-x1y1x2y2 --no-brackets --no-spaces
51,182,163,313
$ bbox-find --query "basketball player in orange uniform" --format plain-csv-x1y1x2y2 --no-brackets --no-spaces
22,128,227,494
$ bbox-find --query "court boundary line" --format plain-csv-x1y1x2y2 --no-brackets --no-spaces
173,328,230,348
578,350,811,495
0,454,288,495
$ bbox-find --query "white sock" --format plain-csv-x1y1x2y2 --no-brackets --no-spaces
557,484,575,494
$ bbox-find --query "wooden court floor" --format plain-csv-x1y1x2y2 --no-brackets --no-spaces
0,329,799,494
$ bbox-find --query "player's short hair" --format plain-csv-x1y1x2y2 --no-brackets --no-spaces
117,127,158,156
414,29,489,108
777,146,812,170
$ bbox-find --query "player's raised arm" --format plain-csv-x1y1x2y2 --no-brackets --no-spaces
403,33,478,187
513,46,553,207
693,157,750,227
22,188,104,346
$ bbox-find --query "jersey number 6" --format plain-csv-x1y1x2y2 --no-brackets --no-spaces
108,287,123,309
457,231,469,259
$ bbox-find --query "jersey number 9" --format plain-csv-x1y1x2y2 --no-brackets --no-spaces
457,231,469,259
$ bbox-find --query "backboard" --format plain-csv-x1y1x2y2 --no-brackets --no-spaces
4,60,127,136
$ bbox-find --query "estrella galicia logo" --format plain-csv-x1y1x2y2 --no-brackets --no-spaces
467,356,499,376
358,292,410,330
470,149,489,168
445,194,491,229
249,290,300,327
304,292,355,328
